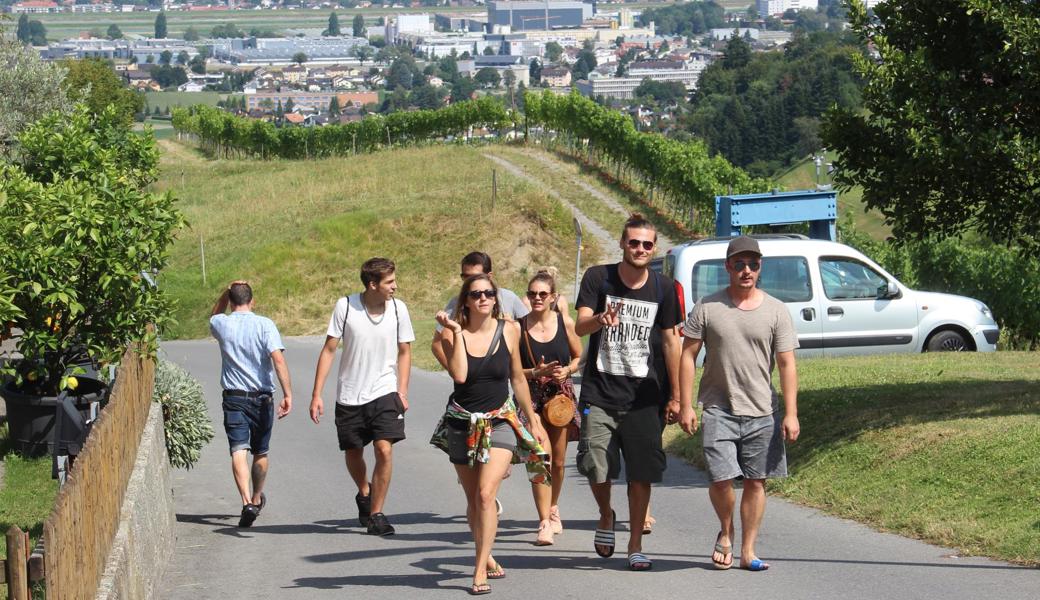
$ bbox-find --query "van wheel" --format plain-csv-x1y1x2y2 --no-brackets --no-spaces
926,330,969,352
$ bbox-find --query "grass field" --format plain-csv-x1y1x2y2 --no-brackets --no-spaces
0,426,59,567
154,140,602,370
775,152,891,240
34,3,674,41
665,351,1040,566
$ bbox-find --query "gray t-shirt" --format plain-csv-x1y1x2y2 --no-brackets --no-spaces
682,289,798,417
435,287,529,331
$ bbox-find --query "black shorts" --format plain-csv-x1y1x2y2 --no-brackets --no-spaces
334,392,406,450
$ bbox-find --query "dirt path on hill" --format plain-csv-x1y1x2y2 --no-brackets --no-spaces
490,148,676,251
483,153,624,264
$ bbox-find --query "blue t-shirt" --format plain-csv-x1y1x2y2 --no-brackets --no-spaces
209,311,285,392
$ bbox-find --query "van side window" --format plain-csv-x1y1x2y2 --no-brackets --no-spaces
819,257,887,300
691,257,812,303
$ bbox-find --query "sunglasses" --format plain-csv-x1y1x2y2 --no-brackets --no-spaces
467,289,497,299
732,260,761,272
626,239,655,251
526,290,551,300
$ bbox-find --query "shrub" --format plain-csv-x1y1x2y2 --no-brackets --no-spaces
0,105,185,394
153,360,212,469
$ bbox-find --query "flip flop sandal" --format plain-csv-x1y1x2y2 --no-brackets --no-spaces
593,509,617,558
487,561,506,579
744,558,770,572
712,532,733,570
628,552,653,571
470,582,492,595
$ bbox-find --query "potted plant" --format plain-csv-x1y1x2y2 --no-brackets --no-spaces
0,106,184,456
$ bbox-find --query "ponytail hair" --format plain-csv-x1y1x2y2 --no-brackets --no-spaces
621,212,657,242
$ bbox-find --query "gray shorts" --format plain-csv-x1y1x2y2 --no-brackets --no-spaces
445,419,516,465
701,405,787,482
576,403,666,484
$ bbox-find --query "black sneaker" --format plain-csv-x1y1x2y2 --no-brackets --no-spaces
355,489,372,527
238,504,260,528
366,512,395,536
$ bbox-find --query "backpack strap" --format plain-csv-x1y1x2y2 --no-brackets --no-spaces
343,294,401,339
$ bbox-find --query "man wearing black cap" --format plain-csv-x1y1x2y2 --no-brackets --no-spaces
677,236,800,572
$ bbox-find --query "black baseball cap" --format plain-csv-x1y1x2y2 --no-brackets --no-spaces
726,236,762,259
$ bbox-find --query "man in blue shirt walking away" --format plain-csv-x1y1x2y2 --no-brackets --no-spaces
210,281,293,527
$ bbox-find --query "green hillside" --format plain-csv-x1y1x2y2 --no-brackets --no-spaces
775,152,891,240
154,141,600,370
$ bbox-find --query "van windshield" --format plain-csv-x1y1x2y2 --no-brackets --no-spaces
690,257,813,303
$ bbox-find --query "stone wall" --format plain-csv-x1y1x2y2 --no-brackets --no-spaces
95,402,175,600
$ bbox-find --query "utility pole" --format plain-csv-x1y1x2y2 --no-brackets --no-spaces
573,217,583,300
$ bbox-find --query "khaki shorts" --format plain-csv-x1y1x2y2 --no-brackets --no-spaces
576,403,666,484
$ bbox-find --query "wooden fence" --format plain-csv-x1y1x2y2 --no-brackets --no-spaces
37,348,155,600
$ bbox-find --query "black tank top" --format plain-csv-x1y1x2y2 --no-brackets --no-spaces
520,313,571,369
452,325,511,413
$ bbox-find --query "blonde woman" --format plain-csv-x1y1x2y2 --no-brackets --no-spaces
518,270,582,545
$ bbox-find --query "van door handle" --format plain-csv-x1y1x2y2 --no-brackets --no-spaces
801,308,816,321
827,306,844,316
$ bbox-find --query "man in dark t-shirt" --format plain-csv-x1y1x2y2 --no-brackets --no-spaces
574,214,682,571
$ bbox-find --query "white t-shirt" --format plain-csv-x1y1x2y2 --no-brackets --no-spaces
325,294,416,406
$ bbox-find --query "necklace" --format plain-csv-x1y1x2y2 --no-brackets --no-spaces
361,294,386,326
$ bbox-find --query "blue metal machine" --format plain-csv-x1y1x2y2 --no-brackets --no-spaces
715,190,838,241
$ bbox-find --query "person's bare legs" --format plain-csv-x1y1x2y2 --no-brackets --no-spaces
249,454,268,505
709,480,736,566
739,479,768,567
626,481,650,555
531,445,554,544
344,448,370,497
547,424,568,507
457,448,512,590
590,480,614,555
231,450,252,505
370,440,393,514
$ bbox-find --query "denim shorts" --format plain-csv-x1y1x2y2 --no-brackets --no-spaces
222,392,275,456
701,405,787,482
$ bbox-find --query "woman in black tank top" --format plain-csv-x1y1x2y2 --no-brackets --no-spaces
434,274,549,595
519,269,583,546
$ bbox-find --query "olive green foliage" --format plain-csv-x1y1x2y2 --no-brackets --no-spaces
172,96,510,159
153,360,213,469
840,222,1040,348
639,1,725,34
824,0,1040,252
523,90,768,232
0,26,71,143
0,106,185,394
62,58,145,125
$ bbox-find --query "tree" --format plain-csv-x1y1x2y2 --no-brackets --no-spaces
482,45,496,56
292,52,308,66
721,33,751,70
154,11,167,39
25,20,46,46
353,14,365,37
152,65,188,89
634,78,687,105
0,36,71,142
107,24,123,40
353,45,374,61
325,12,341,36
62,58,144,125
183,26,200,42
284,98,294,113
475,67,501,88
450,76,477,103
145,54,154,64
823,0,1040,251
528,58,542,84
176,50,189,66
544,41,563,63
571,50,597,81
189,54,206,75
159,50,173,66
503,69,516,110
328,96,341,116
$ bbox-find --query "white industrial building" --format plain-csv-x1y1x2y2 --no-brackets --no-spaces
576,57,711,100
756,0,818,16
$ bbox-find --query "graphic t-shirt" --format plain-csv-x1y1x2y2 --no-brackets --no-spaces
576,264,682,411
325,294,416,406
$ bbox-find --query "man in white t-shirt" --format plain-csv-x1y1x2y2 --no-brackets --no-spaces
309,258,415,536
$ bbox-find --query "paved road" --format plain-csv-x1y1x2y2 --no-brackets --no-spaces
159,338,1038,599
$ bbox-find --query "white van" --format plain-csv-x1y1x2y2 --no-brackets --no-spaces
659,235,999,357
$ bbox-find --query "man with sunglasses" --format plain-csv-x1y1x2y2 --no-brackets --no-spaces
678,235,800,572
431,251,529,370
574,214,683,571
